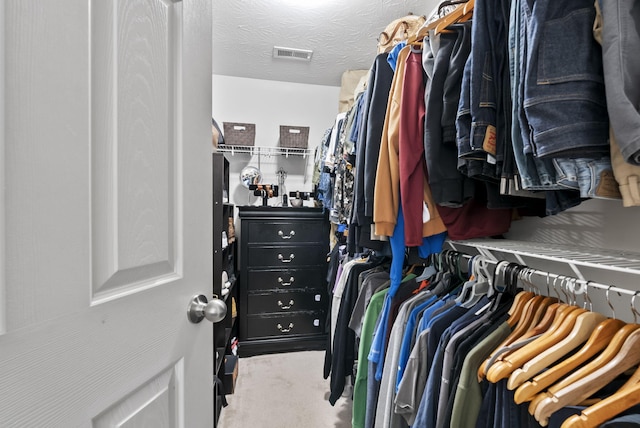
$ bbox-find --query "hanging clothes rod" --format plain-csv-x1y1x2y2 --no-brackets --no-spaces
440,246,639,299
446,239,640,278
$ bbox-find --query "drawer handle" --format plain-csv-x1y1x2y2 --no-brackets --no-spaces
278,299,295,310
277,323,294,333
278,230,296,240
278,276,295,286
278,253,295,263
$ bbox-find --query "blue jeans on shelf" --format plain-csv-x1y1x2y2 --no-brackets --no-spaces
509,0,564,190
521,0,609,159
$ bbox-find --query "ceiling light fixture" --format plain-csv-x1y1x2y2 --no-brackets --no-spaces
272,46,313,62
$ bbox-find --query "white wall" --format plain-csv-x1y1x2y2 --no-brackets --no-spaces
212,75,340,207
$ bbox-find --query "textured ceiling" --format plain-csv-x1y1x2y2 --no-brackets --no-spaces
212,0,434,87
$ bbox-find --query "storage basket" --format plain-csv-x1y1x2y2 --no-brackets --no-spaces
279,125,309,149
223,122,256,146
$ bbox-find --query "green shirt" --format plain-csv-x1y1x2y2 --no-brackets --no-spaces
352,287,389,428
450,321,511,428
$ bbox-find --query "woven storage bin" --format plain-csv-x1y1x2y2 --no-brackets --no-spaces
223,122,256,146
279,125,309,149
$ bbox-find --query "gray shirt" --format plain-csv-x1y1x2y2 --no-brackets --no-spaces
450,322,511,428
349,270,390,337
375,291,433,428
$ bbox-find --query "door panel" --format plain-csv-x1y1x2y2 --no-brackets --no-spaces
93,360,182,428
91,0,183,303
0,0,213,426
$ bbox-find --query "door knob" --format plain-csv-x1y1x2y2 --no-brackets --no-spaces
187,294,227,324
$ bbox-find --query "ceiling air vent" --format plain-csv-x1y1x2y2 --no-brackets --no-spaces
273,46,313,61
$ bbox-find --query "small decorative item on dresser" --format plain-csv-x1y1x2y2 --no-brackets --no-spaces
289,190,312,207
223,122,256,146
279,125,309,148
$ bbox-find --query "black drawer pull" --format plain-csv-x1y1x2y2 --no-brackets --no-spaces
278,276,295,286
277,323,294,333
278,230,296,240
277,299,295,310
278,253,295,263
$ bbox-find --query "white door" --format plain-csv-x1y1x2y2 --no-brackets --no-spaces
0,0,215,426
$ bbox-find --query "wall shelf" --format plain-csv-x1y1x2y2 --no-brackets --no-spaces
447,239,640,276
445,239,640,323
217,145,313,158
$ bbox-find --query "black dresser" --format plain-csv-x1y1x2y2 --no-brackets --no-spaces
237,206,330,356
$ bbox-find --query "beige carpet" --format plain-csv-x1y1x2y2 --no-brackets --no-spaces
218,350,353,428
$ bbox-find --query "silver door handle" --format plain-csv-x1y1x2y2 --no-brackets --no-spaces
278,300,295,310
278,276,295,286
278,230,296,240
187,294,227,324
278,253,295,263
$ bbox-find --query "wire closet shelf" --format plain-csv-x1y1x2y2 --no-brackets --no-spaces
217,145,313,158
446,239,640,299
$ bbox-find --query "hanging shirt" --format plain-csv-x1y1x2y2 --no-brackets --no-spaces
352,288,389,428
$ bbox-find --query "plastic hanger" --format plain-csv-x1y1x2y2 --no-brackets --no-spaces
477,261,536,376
448,251,469,284
455,256,489,308
415,264,437,282
454,276,476,304
460,278,490,308
487,262,522,314
533,327,640,426
413,253,437,282
513,318,626,404
507,310,606,389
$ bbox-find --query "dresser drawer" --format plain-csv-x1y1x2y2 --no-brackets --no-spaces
245,268,325,291
247,290,326,314
246,246,326,268
245,312,326,339
245,220,326,244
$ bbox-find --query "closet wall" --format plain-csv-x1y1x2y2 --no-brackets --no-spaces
212,75,340,207
506,199,639,254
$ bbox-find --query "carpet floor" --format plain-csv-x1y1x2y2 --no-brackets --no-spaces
218,350,352,428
